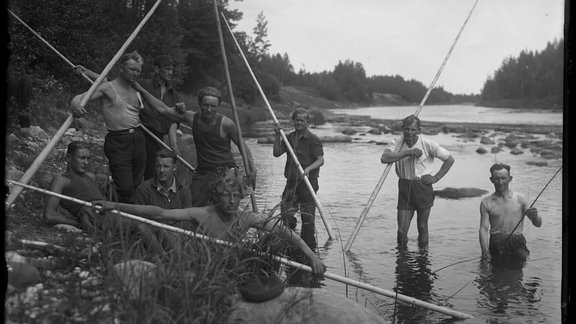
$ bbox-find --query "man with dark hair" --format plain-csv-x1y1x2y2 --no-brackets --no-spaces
381,114,454,248
139,55,183,180
130,148,192,209
273,107,324,252
133,85,256,207
479,163,542,263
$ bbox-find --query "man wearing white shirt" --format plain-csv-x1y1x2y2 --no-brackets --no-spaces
381,115,455,247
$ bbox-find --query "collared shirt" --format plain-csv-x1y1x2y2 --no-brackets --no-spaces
130,176,192,209
139,75,180,134
279,128,324,180
387,136,451,179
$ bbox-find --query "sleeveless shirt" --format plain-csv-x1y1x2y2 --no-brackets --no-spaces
100,82,143,131
192,113,236,171
61,172,105,215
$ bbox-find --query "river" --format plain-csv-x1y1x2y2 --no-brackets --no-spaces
242,105,563,323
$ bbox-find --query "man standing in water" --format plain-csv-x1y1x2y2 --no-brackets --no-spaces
273,107,324,252
381,115,454,247
479,163,542,262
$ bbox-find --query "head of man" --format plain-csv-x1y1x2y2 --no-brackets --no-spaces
197,87,222,121
212,172,244,216
66,141,92,175
154,55,174,82
291,107,310,132
154,148,177,186
118,51,143,84
489,163,513,192
402,115,421,147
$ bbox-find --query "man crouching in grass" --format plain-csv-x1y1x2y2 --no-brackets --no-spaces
95,170,327,276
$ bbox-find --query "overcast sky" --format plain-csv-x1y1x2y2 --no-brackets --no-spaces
228,0,565,95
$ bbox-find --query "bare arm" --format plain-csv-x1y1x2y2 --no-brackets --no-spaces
70,83,109,117
225,118,256,179
131,82,186,123
525,207,542,227
421,155,455,185
304,155,324,177
97,201,208,223
43,176,79,226
381,146,422,164
479,201,491,261
258,219,326,275
168,123,180,155
73,65,108,82
272,129,286,157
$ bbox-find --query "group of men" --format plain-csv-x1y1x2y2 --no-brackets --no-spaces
45,50,541,276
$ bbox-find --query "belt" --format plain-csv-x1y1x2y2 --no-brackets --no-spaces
108,127,141,136
197,165,238,174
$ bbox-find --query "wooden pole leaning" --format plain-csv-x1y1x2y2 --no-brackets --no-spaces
213,1,258,212
343,0,480,251
5,0,164,210
7,179,473,320
220,14,335,240
9,9,193,172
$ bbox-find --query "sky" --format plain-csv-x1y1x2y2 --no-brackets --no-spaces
227,0,565,95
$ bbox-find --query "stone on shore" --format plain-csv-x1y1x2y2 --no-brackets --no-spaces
526,161,548,167
228,287,388,324
476,147,488,154
491,146,503,154
257,135,352,144
480,136,495,145
510,147,524,155
434,187,489,199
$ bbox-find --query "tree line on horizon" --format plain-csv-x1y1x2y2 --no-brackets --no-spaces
7,1,562,109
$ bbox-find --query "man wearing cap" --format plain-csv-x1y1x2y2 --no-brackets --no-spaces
139,55,183,181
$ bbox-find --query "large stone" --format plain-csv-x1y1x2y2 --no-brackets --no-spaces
108,260,157,301
20,125,49,140
341,128,357,136
475,147,488,154
510,147,524,155
480,136,495,145
228,287,388,324
434,187,489,199
491,146,503,154
8,262,41,289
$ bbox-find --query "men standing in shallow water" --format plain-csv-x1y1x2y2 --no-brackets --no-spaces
273,107,324,252
381,115,454,247
479,163,542,262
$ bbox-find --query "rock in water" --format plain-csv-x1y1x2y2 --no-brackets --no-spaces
229,287,388,324
434,187,489,199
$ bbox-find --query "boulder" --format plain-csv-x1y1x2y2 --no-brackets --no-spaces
480,136,495,145
341,128,357,136
108,260,157,301
20,126,49,140
434,187,489,199
476,147,488,154
5,168,25,181
510,147,524,155
491,146,503,154
228,287,388,324
8,262,41,289
526,161,548,167
367,128,382,135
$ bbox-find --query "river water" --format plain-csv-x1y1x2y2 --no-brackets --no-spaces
243,105,563,323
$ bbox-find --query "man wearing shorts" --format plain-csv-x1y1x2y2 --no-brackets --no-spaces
479,163,542,263
381,115,454,247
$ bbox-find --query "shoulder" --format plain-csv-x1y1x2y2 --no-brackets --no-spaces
49,174,71,190
513,191,529,204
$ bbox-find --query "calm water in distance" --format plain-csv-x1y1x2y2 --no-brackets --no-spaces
242,106,563,323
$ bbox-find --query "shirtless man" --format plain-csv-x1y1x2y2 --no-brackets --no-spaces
96,172,326,275
479,163,542,262
44,141,105,229
134,85,255,206
71,51,174,203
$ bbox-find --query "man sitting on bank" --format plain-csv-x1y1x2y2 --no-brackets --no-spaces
96,171,326,276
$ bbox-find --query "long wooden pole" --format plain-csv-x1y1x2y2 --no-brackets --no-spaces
213,1,258,212
343,0,480,251
9,9,194,172
5,0,164,210
7,179,472,319
220,13,335,240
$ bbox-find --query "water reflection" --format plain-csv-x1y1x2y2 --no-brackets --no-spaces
475,261,543,321
393,247,438,323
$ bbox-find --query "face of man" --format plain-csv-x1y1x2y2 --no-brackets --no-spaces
155,64,174,82
216,189,242,216
490,169,512,192
68,149,91,174
120,59,142,84
200,95,219,121
155,157,176,185
402,121,420,147
292,113,309,132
